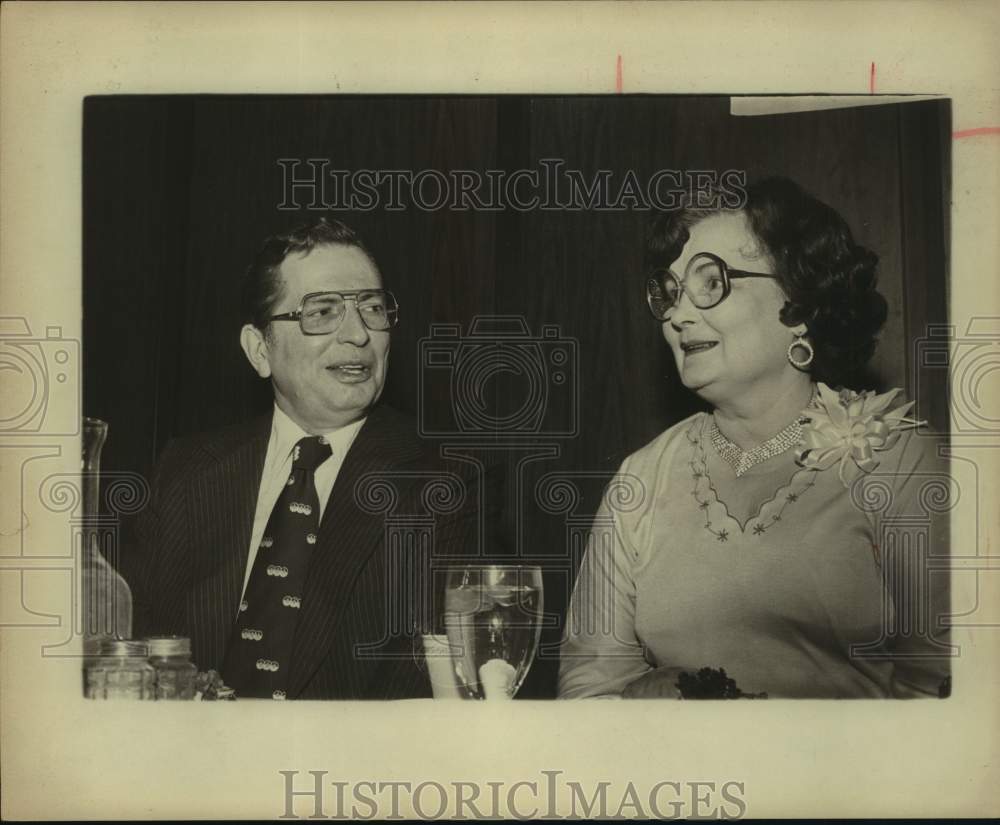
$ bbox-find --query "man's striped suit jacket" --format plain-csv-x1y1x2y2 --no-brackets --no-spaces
121,404,480,700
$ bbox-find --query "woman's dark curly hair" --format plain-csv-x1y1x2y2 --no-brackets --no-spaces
645,177,888,387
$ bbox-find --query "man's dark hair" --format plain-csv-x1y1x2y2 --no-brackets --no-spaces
645,176,887,387
242,217,379,331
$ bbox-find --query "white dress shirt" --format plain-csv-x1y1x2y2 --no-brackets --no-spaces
240,404,366,603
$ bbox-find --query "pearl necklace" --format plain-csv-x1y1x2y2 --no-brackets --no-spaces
709,388,818,477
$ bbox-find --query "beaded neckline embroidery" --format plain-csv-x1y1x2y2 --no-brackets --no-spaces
689,417,819,542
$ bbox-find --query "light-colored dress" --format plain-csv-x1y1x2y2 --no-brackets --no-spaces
558,407,951,699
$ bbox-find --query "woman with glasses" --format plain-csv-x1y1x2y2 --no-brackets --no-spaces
558,177,951,699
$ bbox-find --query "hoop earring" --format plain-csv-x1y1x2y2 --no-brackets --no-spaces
787,334,814,369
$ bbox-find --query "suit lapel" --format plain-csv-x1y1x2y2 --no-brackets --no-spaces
287,405,423,697
187,415,270,670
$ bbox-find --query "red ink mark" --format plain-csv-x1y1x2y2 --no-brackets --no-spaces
869,62,876,94
616,55,623,93
953,127,1000,139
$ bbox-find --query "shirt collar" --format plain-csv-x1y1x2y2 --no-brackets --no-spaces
270,403,366,464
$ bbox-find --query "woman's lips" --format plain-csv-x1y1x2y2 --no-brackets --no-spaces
680,341,718,356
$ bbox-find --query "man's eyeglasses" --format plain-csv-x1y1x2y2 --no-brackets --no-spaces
646,252,776,321
266,290,399,335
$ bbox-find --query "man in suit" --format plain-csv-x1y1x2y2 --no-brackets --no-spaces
123,218,478,700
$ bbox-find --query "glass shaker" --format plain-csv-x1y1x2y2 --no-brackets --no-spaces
147,636,198,700
85,639,155,700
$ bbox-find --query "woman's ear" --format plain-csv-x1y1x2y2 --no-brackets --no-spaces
239,324,272,378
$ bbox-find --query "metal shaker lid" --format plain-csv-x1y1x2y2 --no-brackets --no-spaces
99,639,149,657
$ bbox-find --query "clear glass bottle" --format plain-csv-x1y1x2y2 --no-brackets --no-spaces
85,639,155,700
82,417,133,651
147,636,198,700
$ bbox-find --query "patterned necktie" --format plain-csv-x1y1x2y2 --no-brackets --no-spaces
222,435,332,700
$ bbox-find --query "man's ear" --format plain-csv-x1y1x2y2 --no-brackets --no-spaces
240,324,272,378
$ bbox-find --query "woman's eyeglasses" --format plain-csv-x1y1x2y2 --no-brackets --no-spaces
646,252,775,321
266,289,399,335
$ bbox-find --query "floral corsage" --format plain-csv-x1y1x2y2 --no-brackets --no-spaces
795,382,926,487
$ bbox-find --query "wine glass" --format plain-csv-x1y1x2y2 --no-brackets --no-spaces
442,564,543,700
